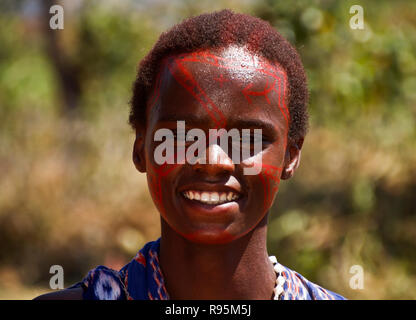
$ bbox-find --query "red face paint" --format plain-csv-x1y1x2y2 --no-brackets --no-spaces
142,46,290,244
259,164,283,212
213,73,230,87
167,57,227,129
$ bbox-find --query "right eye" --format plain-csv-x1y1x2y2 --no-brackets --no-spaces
172,130,191,147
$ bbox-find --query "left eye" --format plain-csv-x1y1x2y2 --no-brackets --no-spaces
172,131,190,146
230,134,270,158
239,134,263,146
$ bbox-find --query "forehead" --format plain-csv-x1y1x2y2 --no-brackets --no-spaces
146,46,289,130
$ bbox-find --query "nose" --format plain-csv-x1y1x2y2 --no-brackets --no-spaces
193,143,235,176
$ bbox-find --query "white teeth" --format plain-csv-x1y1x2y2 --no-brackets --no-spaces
183,190,240,205
201,192,209,202
210,192,219,202
220,193,227,202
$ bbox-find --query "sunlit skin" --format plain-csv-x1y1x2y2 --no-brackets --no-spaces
132,46,304,299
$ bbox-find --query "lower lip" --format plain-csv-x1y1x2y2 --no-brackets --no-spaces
179,193,243,216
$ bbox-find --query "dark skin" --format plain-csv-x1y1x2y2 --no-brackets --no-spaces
34,46,303,300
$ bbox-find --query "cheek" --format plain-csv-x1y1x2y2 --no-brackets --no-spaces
146,144,179,219
258,163,282,211
147,166,165,218
242,147,285,213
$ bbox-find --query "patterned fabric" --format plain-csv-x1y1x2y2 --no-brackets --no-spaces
273,260,345,300
69,238,345,300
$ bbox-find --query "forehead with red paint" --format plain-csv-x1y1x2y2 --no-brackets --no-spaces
146,45,289,134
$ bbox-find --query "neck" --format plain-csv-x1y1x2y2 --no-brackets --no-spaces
159,215,276,299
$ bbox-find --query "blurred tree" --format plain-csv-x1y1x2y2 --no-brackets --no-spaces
39,0,81,114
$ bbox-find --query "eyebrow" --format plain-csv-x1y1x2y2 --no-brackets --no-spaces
155,114,279,134
156,114,207,126
228,119,278,134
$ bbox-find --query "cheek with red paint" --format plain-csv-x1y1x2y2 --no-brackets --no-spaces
146,149,180,219
259,164,282,212
146,166,165,217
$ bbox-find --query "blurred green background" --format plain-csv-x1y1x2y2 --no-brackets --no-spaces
0,0,415,299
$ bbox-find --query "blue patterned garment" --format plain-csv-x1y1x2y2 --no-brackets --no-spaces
69,238,346,300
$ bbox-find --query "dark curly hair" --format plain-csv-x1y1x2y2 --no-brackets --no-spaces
129,9,308,141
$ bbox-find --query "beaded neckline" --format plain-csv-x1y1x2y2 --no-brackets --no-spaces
269,256,285,300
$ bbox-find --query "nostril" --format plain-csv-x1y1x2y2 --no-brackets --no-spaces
192,163,235,178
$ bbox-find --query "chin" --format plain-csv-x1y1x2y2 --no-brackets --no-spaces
182,228,238,245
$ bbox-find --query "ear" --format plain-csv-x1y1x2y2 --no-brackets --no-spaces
133,127,147,173
281,137,304,180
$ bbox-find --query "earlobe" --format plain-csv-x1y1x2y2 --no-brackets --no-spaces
281,138,303,180
133,130,147,173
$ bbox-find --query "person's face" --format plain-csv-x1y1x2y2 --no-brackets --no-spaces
133,46,302,244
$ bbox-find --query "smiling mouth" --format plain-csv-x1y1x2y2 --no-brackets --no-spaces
182,190,240,205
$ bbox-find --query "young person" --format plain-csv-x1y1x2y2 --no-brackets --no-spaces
35,9,345,300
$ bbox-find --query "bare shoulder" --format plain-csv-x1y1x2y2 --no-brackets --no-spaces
33,287,84,300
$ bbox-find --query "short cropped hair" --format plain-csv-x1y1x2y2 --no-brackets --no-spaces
129,9,308,141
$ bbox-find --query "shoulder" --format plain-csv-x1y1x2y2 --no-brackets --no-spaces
275,260,346,300
77,265,129,300
35,265,129,300
33,287,83,300
34,238,162,301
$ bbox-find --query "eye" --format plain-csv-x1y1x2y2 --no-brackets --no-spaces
172,130,192,147
233,132,271,158
241,132,264,145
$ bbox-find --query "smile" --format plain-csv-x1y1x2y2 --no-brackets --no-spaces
182,190,240,205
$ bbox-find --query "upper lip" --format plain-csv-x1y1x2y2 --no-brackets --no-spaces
178,182,243,195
